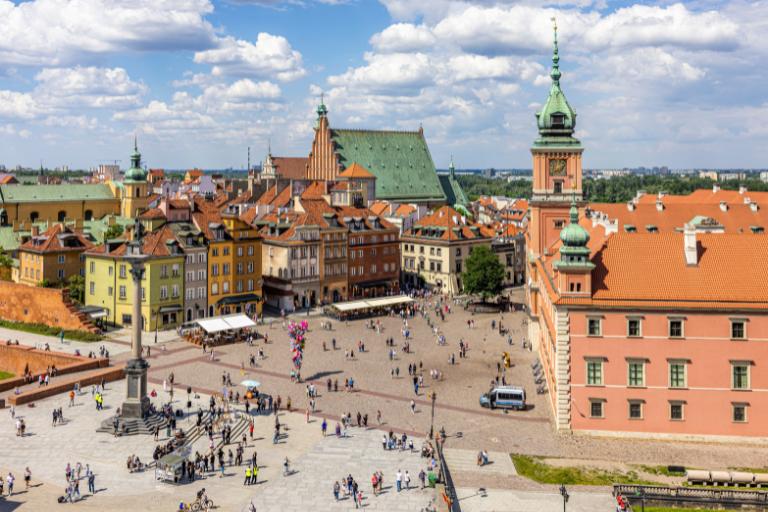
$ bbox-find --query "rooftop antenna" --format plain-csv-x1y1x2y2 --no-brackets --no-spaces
247,146,251,173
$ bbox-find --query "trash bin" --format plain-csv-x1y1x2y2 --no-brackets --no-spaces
428,472,437,488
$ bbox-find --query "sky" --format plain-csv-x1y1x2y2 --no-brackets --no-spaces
1,0,766,170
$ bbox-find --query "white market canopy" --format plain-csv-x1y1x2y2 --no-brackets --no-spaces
329,295,414,313
195,314,257,334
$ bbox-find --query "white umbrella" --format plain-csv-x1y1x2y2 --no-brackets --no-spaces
240,380,261,389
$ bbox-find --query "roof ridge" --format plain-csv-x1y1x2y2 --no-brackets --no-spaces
333,128,421,135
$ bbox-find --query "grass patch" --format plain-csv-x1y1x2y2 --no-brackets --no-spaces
511,454,658,486
0,370,14,380
0,319,103,342
635,465,687,477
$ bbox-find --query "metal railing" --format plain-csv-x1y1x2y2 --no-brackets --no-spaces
437,441,461,512
614,484,768,508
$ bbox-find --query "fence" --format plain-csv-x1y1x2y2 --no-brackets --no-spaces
614,484,768,509
437,441,461,512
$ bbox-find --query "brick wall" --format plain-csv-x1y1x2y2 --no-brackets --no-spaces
0,280,96,332
8,366,125,406
0,344,107,392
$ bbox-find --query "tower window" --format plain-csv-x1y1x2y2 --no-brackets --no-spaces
554,181,563,194
551,113,565,128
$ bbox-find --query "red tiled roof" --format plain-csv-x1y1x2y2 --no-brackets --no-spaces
339,163,375,179
369,201,389,216
138,208,166,220
20,224,94,253
273,157,309,180
406,205,493,241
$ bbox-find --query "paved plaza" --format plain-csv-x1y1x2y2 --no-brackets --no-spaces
4,292,768,510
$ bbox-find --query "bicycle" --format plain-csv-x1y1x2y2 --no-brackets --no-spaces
190,495,214,511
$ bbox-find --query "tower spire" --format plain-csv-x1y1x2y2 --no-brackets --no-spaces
449,154,456,178
550,17,561,85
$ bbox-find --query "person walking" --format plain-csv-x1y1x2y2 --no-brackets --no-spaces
404,470,411,490
410,400,416,414
87,468,96,494
24,467,31,490
244,466,251,485
396,470,402,492
252,465,259,484
321,418,327,436
6,472,14,496
419,469,426,489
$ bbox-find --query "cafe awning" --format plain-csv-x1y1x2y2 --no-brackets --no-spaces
195,313,257,333
158,305,183,313
215,293,261,306
328,295,414,313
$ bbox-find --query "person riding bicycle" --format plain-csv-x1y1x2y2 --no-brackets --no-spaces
196,488,207,502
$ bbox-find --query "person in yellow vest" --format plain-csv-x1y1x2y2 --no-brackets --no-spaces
252,465,259,485
244,466,251,486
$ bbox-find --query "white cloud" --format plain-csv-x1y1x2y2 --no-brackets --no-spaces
34,67,147,109
370,23,436,53
0,91,39,120
328,53,434,93
0,0,216,66
193,33,306,81
585,4,739,52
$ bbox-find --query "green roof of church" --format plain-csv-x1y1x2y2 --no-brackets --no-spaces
438,174,469,207
330,129,446,202
0,184,115,203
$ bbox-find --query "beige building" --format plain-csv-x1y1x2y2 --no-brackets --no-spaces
401,206,495,294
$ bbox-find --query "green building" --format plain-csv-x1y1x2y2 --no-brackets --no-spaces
84,224,185,331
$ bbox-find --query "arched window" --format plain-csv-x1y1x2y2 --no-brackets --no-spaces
84,210,93,221
30,211,39,222
57,210,66,222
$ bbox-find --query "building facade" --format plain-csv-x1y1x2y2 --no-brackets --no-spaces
526,25,768,441
17,224,93,286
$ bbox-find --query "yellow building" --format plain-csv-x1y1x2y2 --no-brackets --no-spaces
0,184,119,226
17,223,94,286
84,224,185,331
194,203,262,317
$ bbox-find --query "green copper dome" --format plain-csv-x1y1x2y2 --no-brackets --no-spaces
124,137,147,182
534,19,580,147
560,202,589,247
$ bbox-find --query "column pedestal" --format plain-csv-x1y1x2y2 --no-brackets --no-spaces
121,358,150,419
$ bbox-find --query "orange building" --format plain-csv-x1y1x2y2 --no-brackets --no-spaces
18,223,93,286
527,26,768,441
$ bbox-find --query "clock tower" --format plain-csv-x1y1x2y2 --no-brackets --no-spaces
528,19,584,258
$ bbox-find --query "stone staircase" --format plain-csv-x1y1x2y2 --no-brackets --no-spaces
96,412,170,436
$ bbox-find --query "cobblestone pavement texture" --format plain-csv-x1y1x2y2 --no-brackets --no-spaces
4,289,768,510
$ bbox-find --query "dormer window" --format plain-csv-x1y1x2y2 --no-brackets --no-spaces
551,113,565,128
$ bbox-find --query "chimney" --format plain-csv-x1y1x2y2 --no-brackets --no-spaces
719,201,728,212
627,201,635,212
31,225,39,237
684,223,698,266
712,184,720,193
751,202,759,212
739,185,747,195
452,215,458,225
655,200,664,212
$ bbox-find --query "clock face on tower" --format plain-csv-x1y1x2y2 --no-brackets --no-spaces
549,159,567,176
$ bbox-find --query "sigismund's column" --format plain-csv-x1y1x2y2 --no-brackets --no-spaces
121,218,150,419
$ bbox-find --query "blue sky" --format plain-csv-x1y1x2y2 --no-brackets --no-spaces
1,0,767,170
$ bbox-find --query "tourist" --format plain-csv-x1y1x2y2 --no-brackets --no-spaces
404,470,411,490
419,469,426,489
333,480,340,500
24,467,31,490
396,470,402,492
6,472,14,496
410,400,416,414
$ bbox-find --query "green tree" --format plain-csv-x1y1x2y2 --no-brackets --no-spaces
104,224,124,240
67,274,85,304
462,245,505,301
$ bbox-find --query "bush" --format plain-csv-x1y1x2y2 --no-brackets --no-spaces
0,319,103,342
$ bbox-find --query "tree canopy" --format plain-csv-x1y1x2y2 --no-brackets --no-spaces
104,224,125,240
462,245,505,300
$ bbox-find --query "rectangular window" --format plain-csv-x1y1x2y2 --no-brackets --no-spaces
89,261,95,273
161,265,168,278
119,265,126,278
108,266,113,276
172,264,179,277
119,285,126,299
669,362,687,389
248,245,254,256
731,320,746,340
247,279,253,291
627,360,645,387
732,363,750,390
223,264,230,275
670,402,684,421
586,359,603,386
237,247,243,257
733,403,748,423
141,287,146,301
628,401,643,420
89,281,95,295
212,248,219,257
57,269,65,279
211,264,219,276
223,247,230,256
627,318,642,337
589,399,604,419
108,286,113,297
160,286,168,299
587,318,602,337
223,281,229,293
172,285,179,298
58,254,66,264
669,319,683,338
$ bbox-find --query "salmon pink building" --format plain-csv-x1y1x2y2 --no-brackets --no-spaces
527,26,768,441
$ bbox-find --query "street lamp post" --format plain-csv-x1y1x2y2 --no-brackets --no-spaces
559,484,569,512
429,392,437,439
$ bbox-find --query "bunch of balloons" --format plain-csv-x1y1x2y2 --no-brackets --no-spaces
288,320,308,370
